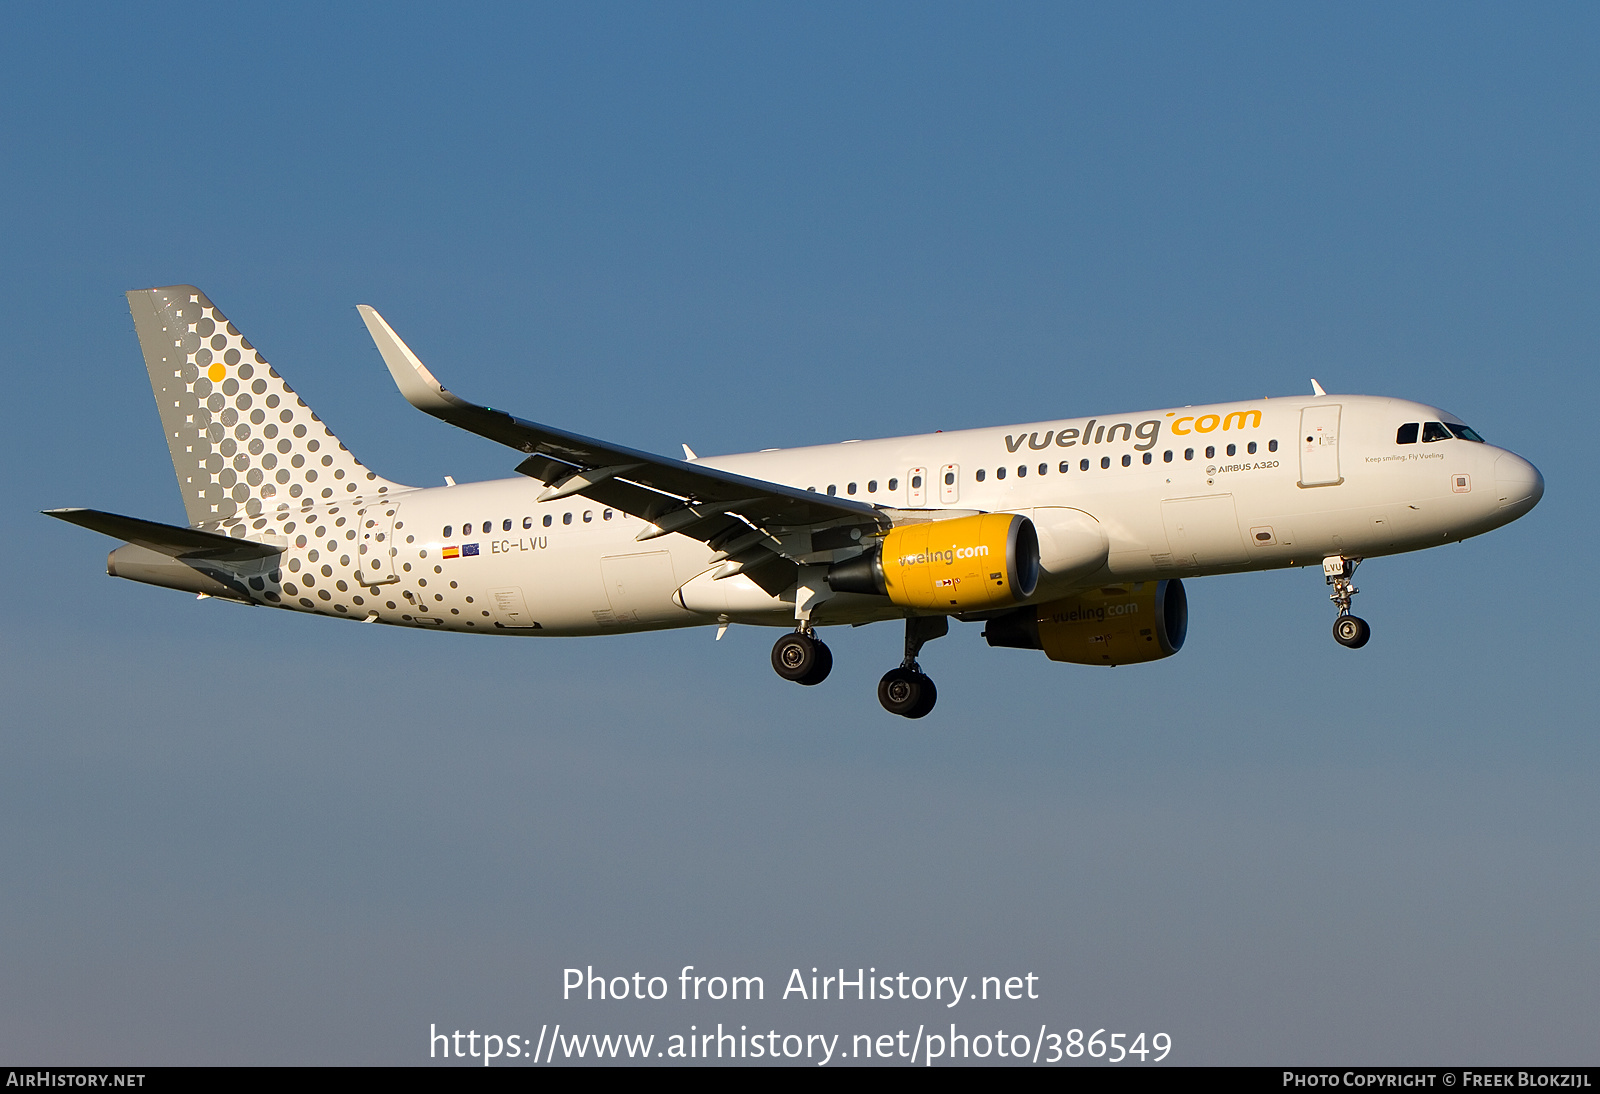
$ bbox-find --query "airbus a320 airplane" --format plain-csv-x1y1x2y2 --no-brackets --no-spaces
49,286,1544,717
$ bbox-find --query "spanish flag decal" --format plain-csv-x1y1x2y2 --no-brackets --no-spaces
443,546,460,559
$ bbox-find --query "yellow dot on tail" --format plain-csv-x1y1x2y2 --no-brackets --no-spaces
208,363,225,382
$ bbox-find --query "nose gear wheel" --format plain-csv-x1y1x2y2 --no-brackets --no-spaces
1333,614,1370,648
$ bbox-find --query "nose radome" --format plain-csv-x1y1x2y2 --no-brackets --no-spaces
1494,452,1544,517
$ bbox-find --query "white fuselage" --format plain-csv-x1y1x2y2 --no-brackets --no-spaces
216,393,1541,636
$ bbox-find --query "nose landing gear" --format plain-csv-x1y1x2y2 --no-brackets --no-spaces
771,629,833,685
878,616,947,718
1324,555,1370,649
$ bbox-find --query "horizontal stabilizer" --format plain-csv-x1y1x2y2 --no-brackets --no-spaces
43,508,280,561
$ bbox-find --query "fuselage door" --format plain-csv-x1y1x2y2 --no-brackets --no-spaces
908,467,928,507
358,502,399,586
1299,404,1343,487
939,464,960,504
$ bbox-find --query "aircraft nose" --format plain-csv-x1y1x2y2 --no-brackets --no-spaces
1494,452,1544,519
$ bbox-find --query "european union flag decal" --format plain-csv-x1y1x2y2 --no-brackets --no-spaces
463,543,480,556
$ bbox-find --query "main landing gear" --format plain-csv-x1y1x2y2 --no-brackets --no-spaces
769,616,948,718
878,616,947,719
1324,555,1371,649
771,629,833,686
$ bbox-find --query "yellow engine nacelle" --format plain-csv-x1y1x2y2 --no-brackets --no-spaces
983,580,1188,665
827,513,1040,611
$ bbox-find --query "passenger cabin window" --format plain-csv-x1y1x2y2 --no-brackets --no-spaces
996,467,1006,480
543,515,553,527
1101,456,1111,469
1268,440,1278,452
826,485,837,495
1080,459,1089,471
563,513,573,525
888,478,899,491
1397,423,1419,444
503,518,513,531
1184,449,1194,460
868,480,878,492
1163,451,1173,463
1247,442,1257,454
946,471,956,485
523,517,533,529
1037,463,1047,475
1059,461,1070,473
1017,465,1027,477
911,475,922,489
1422,421,1453,442
1122,454,1131,466
975,469,986,482
1142,452,1152,464
1205,446,1215,459
1226,444,1236,456
443,525,453,538
847,482,857,495
583,511,593,523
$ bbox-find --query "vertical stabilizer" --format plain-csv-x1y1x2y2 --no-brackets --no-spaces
127,286,403,525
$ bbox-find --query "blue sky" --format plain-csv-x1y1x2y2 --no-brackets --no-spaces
2,3,1595,1064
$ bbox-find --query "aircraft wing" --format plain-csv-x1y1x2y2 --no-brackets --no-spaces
43,508,280,561
359,306,888,589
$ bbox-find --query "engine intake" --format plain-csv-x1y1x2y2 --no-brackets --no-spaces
828,513,1040,611
984,579,1188,665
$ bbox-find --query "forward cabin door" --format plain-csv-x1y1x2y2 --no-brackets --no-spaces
1298,404,1343,487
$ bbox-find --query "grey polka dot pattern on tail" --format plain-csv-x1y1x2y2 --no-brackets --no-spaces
124,287,431,629
130,286,400,525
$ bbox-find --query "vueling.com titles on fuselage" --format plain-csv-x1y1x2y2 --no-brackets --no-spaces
1003,409,1262,453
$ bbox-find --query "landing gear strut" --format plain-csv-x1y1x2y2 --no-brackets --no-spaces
771,628,833,685
878,616,947,718
1324,555,1371,649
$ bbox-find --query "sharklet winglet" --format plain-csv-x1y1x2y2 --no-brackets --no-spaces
358,305,472,416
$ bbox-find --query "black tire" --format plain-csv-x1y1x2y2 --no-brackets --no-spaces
878,667,933,717
1333,615,1371,649
797,640,833,686
772,632,825,682
906,675,937,719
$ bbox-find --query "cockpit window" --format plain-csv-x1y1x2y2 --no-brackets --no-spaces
1446,422,1485,442
1421,421,1453,442
1396,423,1419,444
